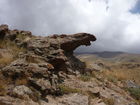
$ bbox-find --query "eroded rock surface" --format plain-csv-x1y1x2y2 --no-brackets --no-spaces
0,24,97,105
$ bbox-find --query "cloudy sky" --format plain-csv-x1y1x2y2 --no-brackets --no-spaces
0,0,140,53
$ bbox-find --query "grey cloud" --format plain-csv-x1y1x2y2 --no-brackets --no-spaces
2,0,77,35
0,0,140,53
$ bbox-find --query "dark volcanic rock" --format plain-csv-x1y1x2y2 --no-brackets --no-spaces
0,24,8,39
59,33,96,52
26,33,96,74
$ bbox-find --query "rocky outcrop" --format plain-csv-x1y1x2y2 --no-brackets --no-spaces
0,24,138,105
0,24,97,104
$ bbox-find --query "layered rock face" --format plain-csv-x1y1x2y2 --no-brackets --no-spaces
0,24,96,104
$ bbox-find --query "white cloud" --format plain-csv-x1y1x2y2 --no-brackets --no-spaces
0,0,140,53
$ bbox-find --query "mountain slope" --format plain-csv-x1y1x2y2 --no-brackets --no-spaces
0,25,139,105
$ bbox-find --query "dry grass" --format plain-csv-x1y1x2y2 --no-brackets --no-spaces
126,88,140,104
0,40,26,66
0,57,13,67
0,81,7,96
0,39,26,55
103,98,115,105
0,73,9,96
16,34,27,40
78,54,140,85
15,78,28,86
58,84,82,94
102,69,140,85
78,71,96,82
79,74,92,82
78,54,140,104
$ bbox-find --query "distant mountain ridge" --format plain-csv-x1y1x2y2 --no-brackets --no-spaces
92,51,125,58
75,51,125,58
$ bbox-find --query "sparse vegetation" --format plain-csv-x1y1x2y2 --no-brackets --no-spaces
127,88,140,100
102,71,118,83
28,86,41,102
126,88,140,105
16,34,27,40
0,82,7,96
102,69,140,85
58,84,81,94
86,91,100,99
103,98,115,105
0,74,9,96
78,53,140,85
78,73,94,82
0,39,26,55
15,78,28,86
79,75,91,82
0,39,26,66
0,56,13,67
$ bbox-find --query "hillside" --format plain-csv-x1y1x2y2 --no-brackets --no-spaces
77,52,140,82
77,52,140,104
0,24,139,105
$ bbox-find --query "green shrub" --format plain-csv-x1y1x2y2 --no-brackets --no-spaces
127,88,140,100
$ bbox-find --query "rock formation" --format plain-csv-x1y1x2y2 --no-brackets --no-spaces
0,24,139,105
0,24,96,104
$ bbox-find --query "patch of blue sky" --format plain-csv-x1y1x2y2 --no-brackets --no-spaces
130,0,140,14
